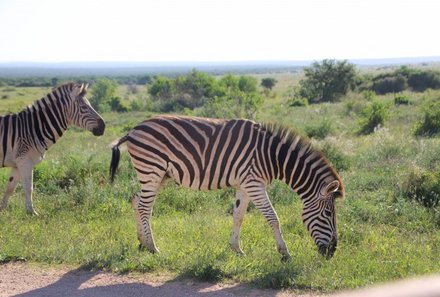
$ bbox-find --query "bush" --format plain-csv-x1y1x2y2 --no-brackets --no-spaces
260,77,277,91
371,75,407,95
414,101,440,136
305,119,333,139
358,100,389,134
319,142,351,172
289,97,308,107
90,78,118,112
298,59,357,103
401,167,440,208
408,70,440,92
108,97,128,112
394,94,411,106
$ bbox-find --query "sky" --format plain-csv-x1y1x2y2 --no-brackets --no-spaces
0,0,439,63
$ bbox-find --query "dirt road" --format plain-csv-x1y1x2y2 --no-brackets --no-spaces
0,262,315,297
1,262,439,297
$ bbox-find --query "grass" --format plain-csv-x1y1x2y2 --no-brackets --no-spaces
0,79,440,294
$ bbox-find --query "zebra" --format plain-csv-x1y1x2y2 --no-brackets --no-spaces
0,83,105,215
110,115,344,260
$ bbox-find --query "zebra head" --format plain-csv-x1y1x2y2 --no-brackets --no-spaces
69,83,105,136
302,180,342,259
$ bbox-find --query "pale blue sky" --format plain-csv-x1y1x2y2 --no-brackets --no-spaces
0,0,439,62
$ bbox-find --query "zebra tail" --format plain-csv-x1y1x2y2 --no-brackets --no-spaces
110,135,129,183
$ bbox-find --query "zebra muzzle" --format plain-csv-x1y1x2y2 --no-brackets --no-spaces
92,119,105,136
318,237,337,259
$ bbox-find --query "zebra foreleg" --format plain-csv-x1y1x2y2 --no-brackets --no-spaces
247,187,291,261
229,189,250,255
17,162,37,215
132,191,159,254
0,168,20,212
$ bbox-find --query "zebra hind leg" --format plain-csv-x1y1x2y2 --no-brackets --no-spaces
229,189,250,255
0,168,20,211
132,191,160,253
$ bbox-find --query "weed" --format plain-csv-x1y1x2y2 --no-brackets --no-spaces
358,100,390,134
305,119,334,139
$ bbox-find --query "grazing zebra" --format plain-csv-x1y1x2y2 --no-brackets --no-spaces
110,115,344,260
0,83,105,215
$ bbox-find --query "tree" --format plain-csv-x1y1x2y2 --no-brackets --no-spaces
90,78,118,112
299,59,357,103
260,77,277,91
148,76,175,100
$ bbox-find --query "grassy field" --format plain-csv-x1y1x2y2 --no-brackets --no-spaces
0,74,439,293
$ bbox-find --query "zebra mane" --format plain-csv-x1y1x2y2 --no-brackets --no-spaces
21,83,78,114
260,122,345,198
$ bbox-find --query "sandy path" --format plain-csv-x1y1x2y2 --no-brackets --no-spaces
1,262,439,297
0,262,315,297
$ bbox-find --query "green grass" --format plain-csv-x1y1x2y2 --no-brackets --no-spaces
0,80,440,294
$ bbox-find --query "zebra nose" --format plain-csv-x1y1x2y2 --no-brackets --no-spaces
318,237,337,259
92,119,105,136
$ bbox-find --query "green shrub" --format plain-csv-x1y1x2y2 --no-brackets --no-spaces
408,70,440,92
371,75,407,95
108,97,128,112
344,100,365,116
362,90,376,101
400,167,440,208
414,101,440,136
298,59,357,103
394,94,411,106
358,100,389,134
289,97,308,107
305,119,333,139
319,142,351,172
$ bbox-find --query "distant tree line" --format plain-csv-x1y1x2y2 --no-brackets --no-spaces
291,60,440,105
0,75,152,88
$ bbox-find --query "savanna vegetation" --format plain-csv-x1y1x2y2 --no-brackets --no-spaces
0,60,439,293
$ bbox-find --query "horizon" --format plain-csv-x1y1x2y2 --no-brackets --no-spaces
2,56,440,66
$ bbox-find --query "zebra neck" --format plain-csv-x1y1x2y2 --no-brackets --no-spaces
281,143,333,201
25,94,70,151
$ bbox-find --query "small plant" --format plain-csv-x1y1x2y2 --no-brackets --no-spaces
305,119,333,139
289,97,308,107
319,142,351,172
400,167,440,208
358,100,389,134
362,90,376,101
414,101,440,136
394,94,411,106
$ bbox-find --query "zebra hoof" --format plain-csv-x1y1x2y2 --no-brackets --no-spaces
26,209,39,216
229,242,245,256
281,253,291,262
138,243,160,254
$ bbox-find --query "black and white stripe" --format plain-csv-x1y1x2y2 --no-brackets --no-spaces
110,115,344,260
0,83,105,214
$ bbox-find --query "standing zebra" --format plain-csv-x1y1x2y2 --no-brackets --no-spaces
0,83,105,215
110,115,344,260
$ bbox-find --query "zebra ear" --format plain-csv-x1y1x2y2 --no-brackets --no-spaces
325,180,340,195
78,83,88,96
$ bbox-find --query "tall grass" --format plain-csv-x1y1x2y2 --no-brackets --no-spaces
0,83,439,293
